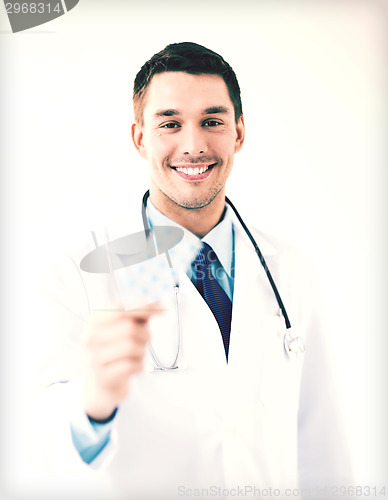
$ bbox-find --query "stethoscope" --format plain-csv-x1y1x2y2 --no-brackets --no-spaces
142,190,305,370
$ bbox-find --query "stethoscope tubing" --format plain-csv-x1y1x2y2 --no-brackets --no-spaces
224,196,291,330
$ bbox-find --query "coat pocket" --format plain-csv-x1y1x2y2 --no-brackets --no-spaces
258,319,305,413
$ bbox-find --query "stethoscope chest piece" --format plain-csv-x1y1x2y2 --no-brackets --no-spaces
283,330,305,360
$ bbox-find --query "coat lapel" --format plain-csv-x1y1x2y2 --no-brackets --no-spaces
226,219,285,413
177,271,228,373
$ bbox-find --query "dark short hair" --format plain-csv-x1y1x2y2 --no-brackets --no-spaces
133,42,243,125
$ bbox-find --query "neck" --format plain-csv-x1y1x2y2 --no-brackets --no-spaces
149,188,226,238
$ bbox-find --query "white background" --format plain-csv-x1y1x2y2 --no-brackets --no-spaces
1,0,387,496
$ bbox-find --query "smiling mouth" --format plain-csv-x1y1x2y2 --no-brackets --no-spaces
171,163,215,177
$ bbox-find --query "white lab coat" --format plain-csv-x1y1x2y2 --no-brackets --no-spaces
27,207,353,499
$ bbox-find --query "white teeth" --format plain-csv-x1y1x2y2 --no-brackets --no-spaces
175,165,209,176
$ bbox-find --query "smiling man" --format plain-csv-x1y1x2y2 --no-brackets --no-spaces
32,43,353,499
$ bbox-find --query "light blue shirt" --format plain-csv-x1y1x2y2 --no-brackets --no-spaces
71,199,235,464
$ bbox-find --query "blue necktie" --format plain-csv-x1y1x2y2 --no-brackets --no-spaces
194,242,232,360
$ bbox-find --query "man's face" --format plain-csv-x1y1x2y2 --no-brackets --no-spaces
132,72,245,211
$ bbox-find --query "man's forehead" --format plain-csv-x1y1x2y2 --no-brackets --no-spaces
143,72,233,115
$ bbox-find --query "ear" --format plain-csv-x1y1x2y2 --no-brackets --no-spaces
131,122,147,159
234,115,245,153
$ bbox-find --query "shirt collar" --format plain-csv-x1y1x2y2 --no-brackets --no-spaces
202,206,233,278
146,198,233,278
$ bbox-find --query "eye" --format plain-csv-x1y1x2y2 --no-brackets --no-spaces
161,122,180,129
203,120,222,127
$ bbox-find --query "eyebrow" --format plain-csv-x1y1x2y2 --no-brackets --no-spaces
202,106,230,115
153,105,231,119
154,109,182,118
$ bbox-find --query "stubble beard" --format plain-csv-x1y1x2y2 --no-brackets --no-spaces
171,186,223,210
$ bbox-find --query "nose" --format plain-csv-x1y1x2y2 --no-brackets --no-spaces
180,124,207,155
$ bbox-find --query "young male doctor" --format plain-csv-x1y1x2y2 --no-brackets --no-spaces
32,42,353,499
